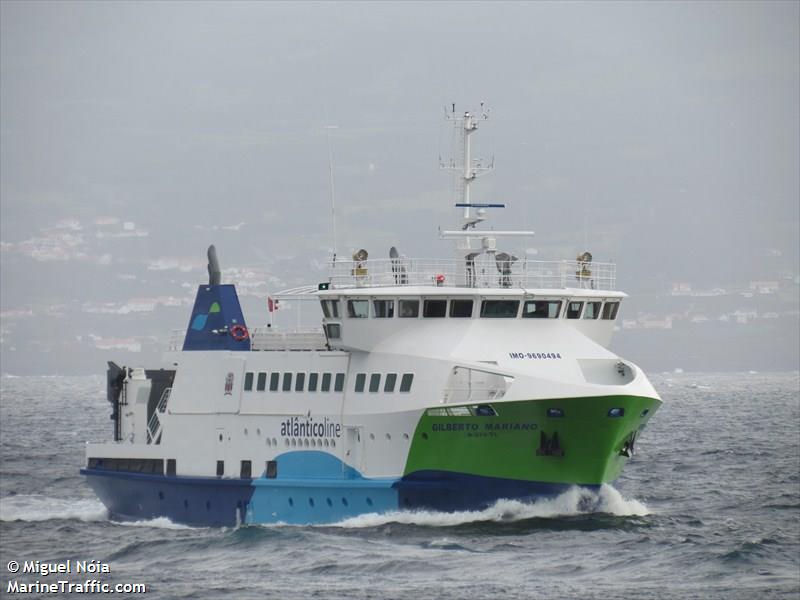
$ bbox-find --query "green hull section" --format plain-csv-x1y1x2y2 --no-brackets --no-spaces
404,395,661,485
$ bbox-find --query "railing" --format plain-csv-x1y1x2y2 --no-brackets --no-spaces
168,328,328,352
442,367,513,404
328,257,616,291
146,387,171,445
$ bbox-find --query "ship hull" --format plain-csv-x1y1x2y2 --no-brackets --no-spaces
82,394,660,526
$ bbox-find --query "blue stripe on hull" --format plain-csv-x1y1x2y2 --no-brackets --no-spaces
397,470,600,512
81,469,254,527
82,453,600,526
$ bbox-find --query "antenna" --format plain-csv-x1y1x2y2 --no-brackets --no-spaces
325,124,339,261
440,103,494,227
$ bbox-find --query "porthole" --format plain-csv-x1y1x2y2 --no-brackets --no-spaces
257,428,261,436
206,501,211,510
326,498,333,507
342,498,348,506
386,433,391,440
244,428,248,436
422,433,429,440
324,439,329,447
291,439,297,447
304,439,309,447
369,433,375,440
366,498,373,506
272,438,277,446
403,433,409,440
218,434,223,442
285,438,290,447
288,498,294,506
317,439,322,447
183,499,189,509
311,439,316,447
309,498,315,507
266,438,271,447
158,491,164,500
331,440,336,448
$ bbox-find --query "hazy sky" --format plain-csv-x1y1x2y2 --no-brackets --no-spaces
1,1,798,373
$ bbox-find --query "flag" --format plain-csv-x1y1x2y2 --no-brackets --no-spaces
268,297,280,312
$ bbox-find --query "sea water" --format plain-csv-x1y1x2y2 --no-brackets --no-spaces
1,373,798,599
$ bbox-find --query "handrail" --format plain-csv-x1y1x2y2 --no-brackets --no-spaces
328,257,616,291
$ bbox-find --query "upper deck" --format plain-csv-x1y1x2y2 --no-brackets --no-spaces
327,257,616,291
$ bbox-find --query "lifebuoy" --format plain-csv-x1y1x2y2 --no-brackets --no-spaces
230,324,249,341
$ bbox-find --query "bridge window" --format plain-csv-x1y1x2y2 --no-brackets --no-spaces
321,299,340,318
355,373,366,392
216,460,224,477
450,299,474,318
295,373,305,392
369,373,381,392
308,373,319,392
325,323,341,339
347,299,369,318
240,460,252,479
522,300,562,319
334,373,345,392
256,372,267,391
373,299,394,318
423,299,447,317
480,300,520,318
384,373,397,392
269,372,280,391
399,373,414,392
166,459,176,476
282,372,293,392
566,301,583,319
602,301,620,320
584,301,601,320
321,373,332,392
244,372,254,391
399,299,419,318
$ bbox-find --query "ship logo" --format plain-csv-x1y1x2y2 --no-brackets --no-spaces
224,372,234,395
191,301,221,331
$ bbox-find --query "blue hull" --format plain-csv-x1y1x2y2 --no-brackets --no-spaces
82,466,586,526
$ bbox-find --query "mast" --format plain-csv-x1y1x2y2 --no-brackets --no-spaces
439,103,533,260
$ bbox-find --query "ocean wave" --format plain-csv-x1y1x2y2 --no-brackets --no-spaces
0,495,108,523
330,484,649,528
112,517,199,530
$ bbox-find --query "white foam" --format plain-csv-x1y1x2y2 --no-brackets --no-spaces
0,495,108,523
113,517,198,530
331,484,649,528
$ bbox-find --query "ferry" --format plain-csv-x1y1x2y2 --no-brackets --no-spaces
81,106,662,525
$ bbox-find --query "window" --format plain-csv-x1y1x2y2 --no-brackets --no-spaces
399,374,414,392
216,460,224,477
240,460,252,479
399,299,419,318
266,461,277,479
384,373,397,392
480,300,520,318
369,374,381,392
282,372,293,392
347,299,369,318
321,299,340,318
373,299,394,318
166,459,176,476
355,373,366,392
325,323,341,339
522,300,562,319
256,372,267,391
321,373,332,392
566,301,583,319
244,372,254,391
269,373,280,391
584,301,601,320
334,373,345,392
423,299,447,317
295,373,305,392
450,299,474,318
308,373,319,392
602,301,620,320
